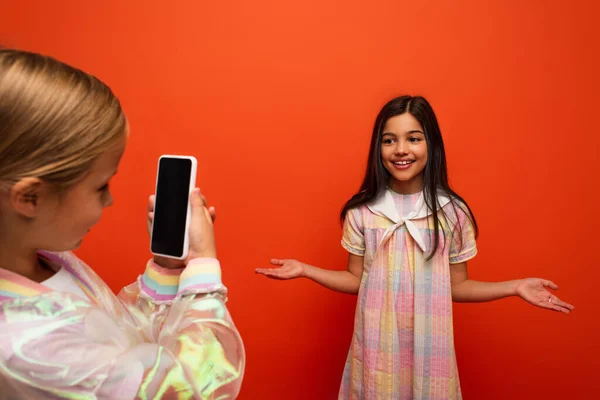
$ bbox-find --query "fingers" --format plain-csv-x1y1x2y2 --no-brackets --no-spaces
189,189,207,227
255,268,286,279
543,295,574,314
189,189,212,227
255,268,272,275
147,195,156,235
547,303,571,314
191,189,214,217
542,279,559,290
148,195,155,212
189,189,216,223
538,279,573,314
549,295,575,312
190,188,206,208
187,188,217,259
256,259,293,279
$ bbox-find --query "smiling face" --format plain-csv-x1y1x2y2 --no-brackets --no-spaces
380,112,428,194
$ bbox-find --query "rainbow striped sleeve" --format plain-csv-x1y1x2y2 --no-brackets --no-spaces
140,260,183,301
140,258,224,301
178,258,225,296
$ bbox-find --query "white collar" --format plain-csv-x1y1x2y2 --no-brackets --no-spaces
366,189,451,251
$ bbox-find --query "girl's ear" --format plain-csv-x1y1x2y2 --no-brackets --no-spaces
10,177,46,218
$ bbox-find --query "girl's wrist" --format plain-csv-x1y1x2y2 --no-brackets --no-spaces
153,256,185,270
186,250,217,263
510,279,524,297
301,263,312,279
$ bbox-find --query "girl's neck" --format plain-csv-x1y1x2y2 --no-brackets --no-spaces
389,178,424,195
0,244,54,283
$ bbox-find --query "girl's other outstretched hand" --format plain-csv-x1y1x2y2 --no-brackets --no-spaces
255,259,307,280
515,278,574,314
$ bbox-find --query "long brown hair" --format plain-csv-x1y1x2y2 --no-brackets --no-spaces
341,95,478,259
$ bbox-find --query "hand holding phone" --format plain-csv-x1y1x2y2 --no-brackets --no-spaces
149,189,217,270
185,189,217,260
150,155,198,260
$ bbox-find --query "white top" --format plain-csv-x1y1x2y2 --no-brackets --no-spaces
42,266,88,298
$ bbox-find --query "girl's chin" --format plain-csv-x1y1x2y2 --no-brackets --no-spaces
64,238,84,252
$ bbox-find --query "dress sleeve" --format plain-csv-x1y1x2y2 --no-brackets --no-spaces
341,207,366,256
448,203,478,264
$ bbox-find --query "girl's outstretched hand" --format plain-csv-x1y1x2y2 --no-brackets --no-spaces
255,259,307,280
515,278,574,314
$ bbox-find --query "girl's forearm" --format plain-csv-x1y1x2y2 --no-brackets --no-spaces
452,279,523,302
304,264,361,294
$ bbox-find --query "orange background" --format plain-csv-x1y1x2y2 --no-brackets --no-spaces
2,0,599,398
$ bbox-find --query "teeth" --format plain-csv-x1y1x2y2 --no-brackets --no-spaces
394,161,413,165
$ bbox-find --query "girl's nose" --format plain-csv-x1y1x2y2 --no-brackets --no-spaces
396,140,408,155
105,193,114,208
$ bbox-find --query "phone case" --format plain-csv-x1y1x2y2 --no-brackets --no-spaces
150,154,197,260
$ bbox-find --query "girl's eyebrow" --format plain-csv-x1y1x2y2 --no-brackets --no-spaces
382,130,424,136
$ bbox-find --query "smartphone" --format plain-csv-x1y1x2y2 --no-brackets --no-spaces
150,155,197,260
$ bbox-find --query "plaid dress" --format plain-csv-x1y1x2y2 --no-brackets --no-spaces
339,189,477,400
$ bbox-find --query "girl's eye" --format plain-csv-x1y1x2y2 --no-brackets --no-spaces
98,183,110,192
382,138,395,144
408,137,422,143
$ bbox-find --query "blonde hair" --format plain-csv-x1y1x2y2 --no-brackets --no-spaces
0,49,126,191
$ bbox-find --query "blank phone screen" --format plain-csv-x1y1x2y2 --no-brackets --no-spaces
151,157,192,257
